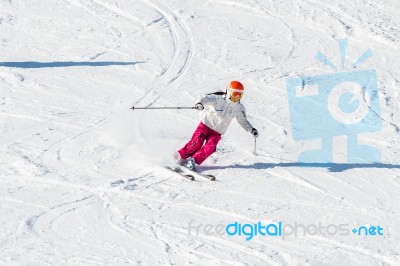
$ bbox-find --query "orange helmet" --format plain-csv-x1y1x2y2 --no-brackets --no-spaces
227,81,244,102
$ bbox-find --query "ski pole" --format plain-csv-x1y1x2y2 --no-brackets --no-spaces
131,106,195,110
253,137,257,155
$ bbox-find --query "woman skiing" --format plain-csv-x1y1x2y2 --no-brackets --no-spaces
175,81,258,171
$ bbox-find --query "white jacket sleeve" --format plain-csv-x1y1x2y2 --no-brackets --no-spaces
236,105,253,132
200,95,219,107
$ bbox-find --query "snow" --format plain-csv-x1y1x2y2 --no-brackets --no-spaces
1,0,400,265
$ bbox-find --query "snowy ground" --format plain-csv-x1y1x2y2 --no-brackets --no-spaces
1,0,400,265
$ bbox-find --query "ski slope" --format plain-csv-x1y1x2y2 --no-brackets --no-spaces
1,0,400,265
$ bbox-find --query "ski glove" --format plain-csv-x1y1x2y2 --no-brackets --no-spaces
195,103,204,110
251,128,259,137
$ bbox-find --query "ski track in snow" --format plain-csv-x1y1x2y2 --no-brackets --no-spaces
0,0,400,265
134,0,194,106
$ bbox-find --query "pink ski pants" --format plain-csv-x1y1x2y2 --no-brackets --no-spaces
178,122,221,165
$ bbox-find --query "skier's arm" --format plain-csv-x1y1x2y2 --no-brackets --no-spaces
198,94,219,108
236,106,254,132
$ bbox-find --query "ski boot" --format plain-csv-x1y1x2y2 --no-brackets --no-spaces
186,157,196,171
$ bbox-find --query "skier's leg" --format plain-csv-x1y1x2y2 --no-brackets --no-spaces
192,132,221,165
178,123,207,159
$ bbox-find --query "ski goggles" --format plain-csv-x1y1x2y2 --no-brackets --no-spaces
231,91,243,98
229,88,244,98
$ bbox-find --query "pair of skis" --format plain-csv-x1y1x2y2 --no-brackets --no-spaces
166,166,216,181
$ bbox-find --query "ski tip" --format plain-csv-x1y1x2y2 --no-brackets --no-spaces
207,175,216,181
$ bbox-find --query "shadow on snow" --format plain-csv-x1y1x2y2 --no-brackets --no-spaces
202,162,400,173
0,61,144,68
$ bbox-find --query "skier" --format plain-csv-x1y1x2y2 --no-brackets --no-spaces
174,81,258,171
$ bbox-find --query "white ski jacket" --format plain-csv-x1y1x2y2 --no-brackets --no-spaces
199,94,254,135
